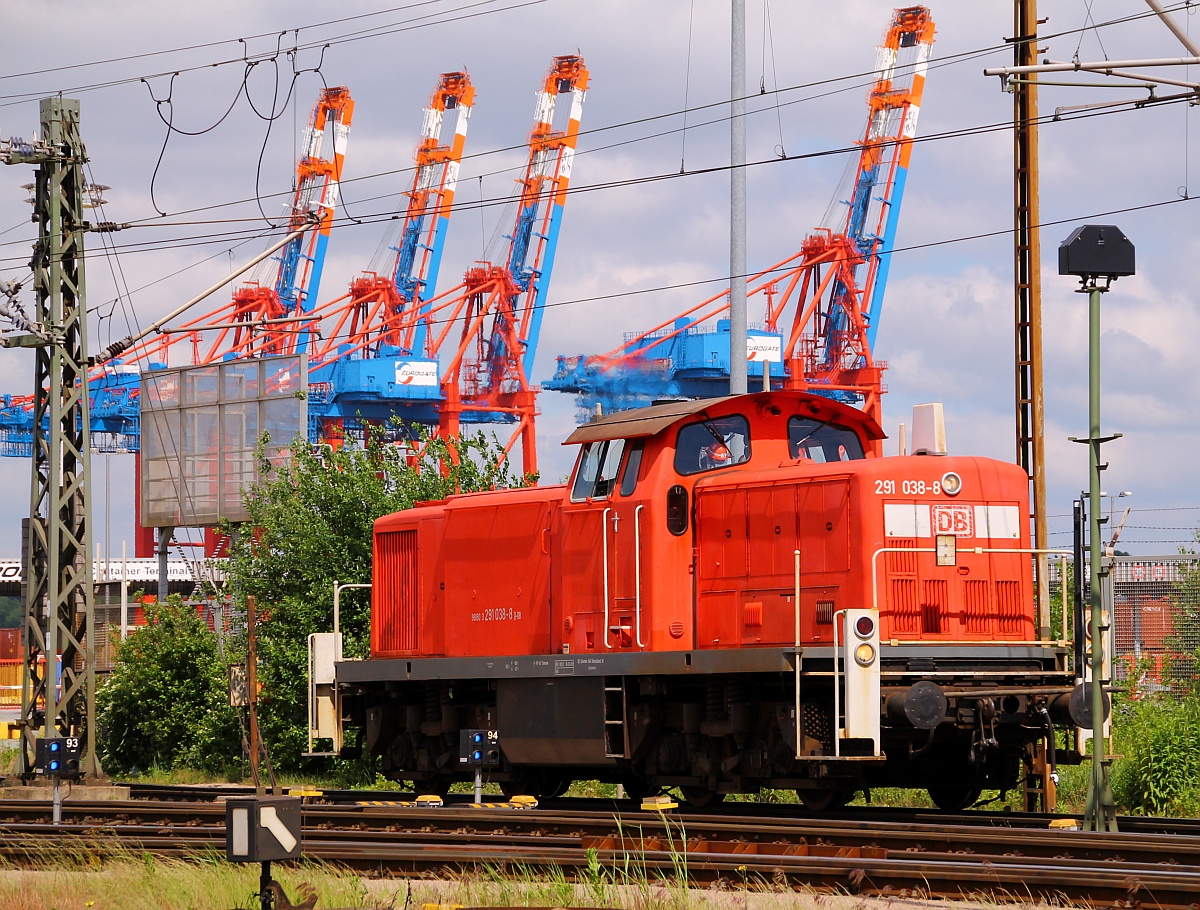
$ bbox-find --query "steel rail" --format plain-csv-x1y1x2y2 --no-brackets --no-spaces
0,821,1198,908
5,797,1200,864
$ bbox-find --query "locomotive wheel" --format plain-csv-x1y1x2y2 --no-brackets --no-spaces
679,786,725,809
414,778,450,798
534,777,571,799
796,786,852,812
619,776,661,802
500,780,530,799
926,784,982,812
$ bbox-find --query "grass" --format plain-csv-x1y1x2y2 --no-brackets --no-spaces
0,842,1070,910
0,853,374,910
0,851,903,910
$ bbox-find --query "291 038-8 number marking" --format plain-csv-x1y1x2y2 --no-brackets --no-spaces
875,479,943,495
470,607,523,622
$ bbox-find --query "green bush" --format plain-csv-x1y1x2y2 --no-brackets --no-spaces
96,597,242,776
1111,695,1200,816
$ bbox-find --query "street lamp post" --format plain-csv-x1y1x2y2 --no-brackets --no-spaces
1060,224,1134,834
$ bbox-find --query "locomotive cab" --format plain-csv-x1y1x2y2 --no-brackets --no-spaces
321,390,1090,810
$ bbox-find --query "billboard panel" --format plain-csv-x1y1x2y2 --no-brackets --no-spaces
140,356,307,528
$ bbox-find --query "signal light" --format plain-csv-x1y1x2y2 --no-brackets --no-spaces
35,736,81,778
854,615,875,639
459,729,501,768
854,642,877,667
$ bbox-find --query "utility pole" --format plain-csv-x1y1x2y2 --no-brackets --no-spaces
1011,0,1051,640
729,0,748,395
1,98,101,778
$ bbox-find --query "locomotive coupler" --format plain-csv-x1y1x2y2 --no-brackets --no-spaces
968,700,999,765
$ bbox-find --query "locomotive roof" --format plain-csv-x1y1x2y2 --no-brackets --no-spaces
563,390,885,445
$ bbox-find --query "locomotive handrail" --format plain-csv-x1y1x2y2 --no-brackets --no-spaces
333,580,372,638
601,508,613,649
889,640,1066,647
634,505,645,648
794,549,802,759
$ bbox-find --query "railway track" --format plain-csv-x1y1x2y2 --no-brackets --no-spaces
1,796,1198,908
123,782,1200,837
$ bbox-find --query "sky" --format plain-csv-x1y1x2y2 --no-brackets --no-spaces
1,0,1198,560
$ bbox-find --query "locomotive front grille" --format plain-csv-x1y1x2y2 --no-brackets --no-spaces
374,529,419,653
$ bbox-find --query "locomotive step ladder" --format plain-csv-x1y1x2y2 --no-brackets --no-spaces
603,676,628,758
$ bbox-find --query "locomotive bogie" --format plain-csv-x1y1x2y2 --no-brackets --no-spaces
344,648,1076,801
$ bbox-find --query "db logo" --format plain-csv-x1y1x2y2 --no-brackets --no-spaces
932,504,974,537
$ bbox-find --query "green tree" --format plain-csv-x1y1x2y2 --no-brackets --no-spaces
0,596,21,628
228,426,527,773
96,596,241,775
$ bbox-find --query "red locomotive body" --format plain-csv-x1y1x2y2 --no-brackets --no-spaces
330,391,1088,808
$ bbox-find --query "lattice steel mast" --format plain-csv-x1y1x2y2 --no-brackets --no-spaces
1,98,99,777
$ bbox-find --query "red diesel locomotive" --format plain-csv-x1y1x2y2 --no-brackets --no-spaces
316,390,1092,809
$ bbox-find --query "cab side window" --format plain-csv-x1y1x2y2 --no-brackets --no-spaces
788,417,865,462
570,438,627,501
674,415,751,476
619,440,644,496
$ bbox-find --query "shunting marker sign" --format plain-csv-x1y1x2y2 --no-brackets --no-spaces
226,796,303,862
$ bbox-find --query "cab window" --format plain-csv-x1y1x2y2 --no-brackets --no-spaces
570,438,627,501
788,417,864,462
674,415,751,476
619,440,644,496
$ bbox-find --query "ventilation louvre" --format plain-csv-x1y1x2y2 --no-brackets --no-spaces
963,579,990,633
374,530,419,653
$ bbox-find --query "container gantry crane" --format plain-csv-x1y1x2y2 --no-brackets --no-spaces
304,72,475,444
547,8,933,431
183,84,353,361
435,54,589,476
303,56,588,476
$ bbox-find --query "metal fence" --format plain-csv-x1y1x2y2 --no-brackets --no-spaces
1106,556,1199,699
1050,555,1200,700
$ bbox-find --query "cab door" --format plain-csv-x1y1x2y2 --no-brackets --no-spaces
559,438,629,653
606,441,647,650
559,439,648,653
